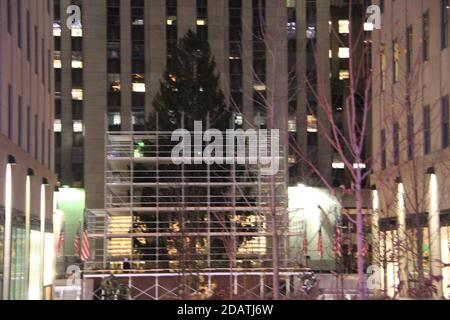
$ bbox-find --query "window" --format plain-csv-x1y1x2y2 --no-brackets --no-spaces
406,26,413,73
17,0,22,48
26,11,30,61
34,26,38,74
442,0,450,49
8,85,13,140
407,114,414,160
307,115,318,133
72,89,84,101
380,49,386,91
381,129,387,169
442,95,450,149
108,112,121,131
338,20,349,34
7,0,12,34
338,47,350,59
41,38,45,83
423,11,429,60
73,120,83,133
393,40,400,82
197,0,208,40
34,115,38,160
27,106,31,153
18,96,23,147
41,123,45,164
54,119,62,133
72,52,83,68
339,70,350,80
423,105,431,155
393,122,399,165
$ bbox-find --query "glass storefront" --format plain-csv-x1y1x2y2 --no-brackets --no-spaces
28,230,42,300
0,225,54,300
44,233,55,288
441,226,450,299
10,227,26,300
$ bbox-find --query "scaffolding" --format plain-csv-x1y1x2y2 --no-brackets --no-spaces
84,131,306,299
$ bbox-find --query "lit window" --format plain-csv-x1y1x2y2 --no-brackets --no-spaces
338,20,350,34
288,119,297,132
329,50,332,58
71,89,84,101
167,17,176,25
54,119,62,132
253,83,266,91
71,59,83,68
73,121,83,133
286,0,296,8
338,47,350,59
332,161,345,169
364,22,374,31
54,59,62,69
235,114,243,126
339,70,350,80
132,83,146,92
196,19,206,26
306,26,316,39
108,112,121,126
307,115,318,133
132,19,144,26
53,22,61,37
353,163,367,169
71,22,83,37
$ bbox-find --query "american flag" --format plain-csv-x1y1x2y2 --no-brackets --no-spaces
362,239,369,258
74,224,80,258
317,228,323,258
333,226,342,258
347,231,353,256
303,230,308,256
56,224,65,257
80,217,90,262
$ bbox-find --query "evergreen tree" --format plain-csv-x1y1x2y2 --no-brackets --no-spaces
148,30,231,131
134,31,257,294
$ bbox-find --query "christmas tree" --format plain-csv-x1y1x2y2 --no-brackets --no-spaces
148,29,231,131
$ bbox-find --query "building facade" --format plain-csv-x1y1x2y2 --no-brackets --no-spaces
371,0,450,298
0,0,57,300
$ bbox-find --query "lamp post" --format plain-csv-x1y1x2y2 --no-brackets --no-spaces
426,167,443,298
3,156,17,300
40,178,50,300
24,168,34,299
395,177,408,297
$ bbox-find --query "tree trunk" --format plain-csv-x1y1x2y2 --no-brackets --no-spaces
355,172,367,300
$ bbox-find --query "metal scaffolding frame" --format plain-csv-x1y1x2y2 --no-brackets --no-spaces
84,131,306,299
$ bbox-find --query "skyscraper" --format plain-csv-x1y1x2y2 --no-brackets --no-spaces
0,0,56,300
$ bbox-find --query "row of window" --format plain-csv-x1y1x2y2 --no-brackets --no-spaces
1,85,51,169
381,95,450,169
5,0,51,93
381,3,450,89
